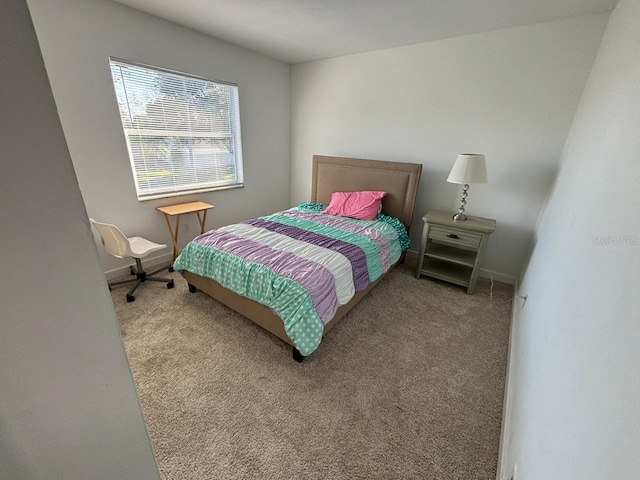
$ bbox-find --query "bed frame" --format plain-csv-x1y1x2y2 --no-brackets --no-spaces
184,155,422,361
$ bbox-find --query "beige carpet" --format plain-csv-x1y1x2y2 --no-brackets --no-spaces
111,264,512,480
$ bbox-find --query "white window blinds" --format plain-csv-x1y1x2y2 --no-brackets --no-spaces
109,58,244,200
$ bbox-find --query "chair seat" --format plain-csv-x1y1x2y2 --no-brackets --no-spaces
128,236,167,258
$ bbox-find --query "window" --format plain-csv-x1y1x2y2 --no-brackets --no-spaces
109,58,244,201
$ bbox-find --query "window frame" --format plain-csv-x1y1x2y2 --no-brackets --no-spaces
108,57,244,201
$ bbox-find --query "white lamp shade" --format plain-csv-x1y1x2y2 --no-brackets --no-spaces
447,154,487,184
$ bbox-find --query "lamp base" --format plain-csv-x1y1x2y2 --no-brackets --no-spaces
453,183,470,221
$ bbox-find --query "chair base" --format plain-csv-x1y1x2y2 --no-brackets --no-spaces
108,258,174,302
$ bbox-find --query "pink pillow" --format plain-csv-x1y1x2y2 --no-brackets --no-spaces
323,191,387,220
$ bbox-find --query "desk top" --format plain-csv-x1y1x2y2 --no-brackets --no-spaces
156,201,215,216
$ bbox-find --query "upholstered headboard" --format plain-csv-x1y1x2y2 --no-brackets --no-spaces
311,155,422,231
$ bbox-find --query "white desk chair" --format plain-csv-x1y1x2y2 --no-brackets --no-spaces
90,218,174,302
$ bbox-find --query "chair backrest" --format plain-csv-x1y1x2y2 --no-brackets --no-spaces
89,218,131,259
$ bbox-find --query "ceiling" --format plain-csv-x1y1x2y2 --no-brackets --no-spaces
112,0,617,64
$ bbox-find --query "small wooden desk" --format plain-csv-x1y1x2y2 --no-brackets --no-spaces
156,201,215,260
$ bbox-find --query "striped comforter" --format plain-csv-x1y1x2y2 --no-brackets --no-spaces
173,206,405,356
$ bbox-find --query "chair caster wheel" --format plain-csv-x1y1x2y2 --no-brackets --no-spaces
168,266,175,272
130,266,136,275
167,280,174,289
188,284,197,293
126,294,135,303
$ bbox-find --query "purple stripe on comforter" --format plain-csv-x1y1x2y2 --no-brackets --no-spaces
195,230,338,322
244,219,370,291
280,210,391,272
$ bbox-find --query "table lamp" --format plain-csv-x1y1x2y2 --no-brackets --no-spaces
447,153,487,221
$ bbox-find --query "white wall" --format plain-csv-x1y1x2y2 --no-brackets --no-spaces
0,0,159,478
27,0,290,275
291,15,608,281
500,0,640,478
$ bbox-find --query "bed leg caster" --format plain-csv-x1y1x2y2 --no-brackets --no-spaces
292,347,304,363
188,284,197,293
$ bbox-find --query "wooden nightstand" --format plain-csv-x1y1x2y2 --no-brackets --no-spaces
414,210,496,294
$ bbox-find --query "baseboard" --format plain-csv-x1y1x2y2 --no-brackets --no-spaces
405,249,516,285
404,249,419,267
104,252,174,280
496,279,519,480
480,268,516,285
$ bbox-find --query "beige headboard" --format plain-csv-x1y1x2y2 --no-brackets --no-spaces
311,155,422,231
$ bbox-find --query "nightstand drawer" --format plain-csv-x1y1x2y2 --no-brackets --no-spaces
428,225,481,249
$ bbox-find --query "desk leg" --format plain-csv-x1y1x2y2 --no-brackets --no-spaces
196,209,209,234
162,213,180,261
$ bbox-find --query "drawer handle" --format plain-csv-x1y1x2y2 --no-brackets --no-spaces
447,234,460,239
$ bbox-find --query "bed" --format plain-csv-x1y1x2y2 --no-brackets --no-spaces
174,155,422,361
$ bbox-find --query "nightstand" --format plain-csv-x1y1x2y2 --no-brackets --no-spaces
414,210,496,294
